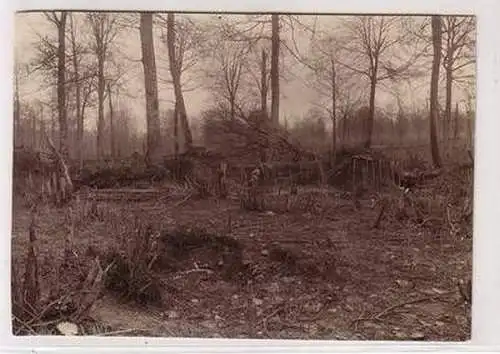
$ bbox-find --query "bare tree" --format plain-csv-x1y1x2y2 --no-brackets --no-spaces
205,17,270,116
260,49,269,116
306,29,367,152
338,89,365,147
114,108,135,157
211,14,297,124
106,82,116,157
45,11,69,160
139,12,162,164
30,12,96,162
87,12,118,159
330,58,337,156
441,16,475,143
204,38,250,120
270,14,280,126
104,62,126,159
338,16,424,148
68,13,91,167
316,53,339,154
430,15,443,168
164,13,193,150
156,14,204,156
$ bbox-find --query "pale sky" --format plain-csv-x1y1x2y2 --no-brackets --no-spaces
14,12,476,132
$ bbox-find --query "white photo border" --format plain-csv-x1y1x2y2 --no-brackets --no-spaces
2,0,499,352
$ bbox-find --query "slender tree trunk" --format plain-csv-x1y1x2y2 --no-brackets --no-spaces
69,14,82,168
467,115,473,149
330,58,337,160
57,12,68,160
261,49,268,117
79,89,90,169
444,65,453,144
107,82,115,158
51,106,56,144
346,114,351,144
174,106,179,159
453,102,459,140
96,49,105,159
140,12,162,164
338,116,343,147
341,112,348,147
31,109,37,149
396,96,404,145
230,98,236,121
39,105,45,149
430,15,443,168
166,13,193,150
271,14,280,126
173,105,180,179
365,74,377,149
39,107,46,150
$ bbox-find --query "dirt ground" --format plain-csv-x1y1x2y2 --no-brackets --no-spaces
11,182,472,341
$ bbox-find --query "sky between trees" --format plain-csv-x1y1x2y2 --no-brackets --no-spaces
14,12,476,133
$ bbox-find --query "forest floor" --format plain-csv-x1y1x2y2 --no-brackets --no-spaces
11,177,472,341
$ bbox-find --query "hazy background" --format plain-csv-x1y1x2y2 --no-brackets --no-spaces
14,12,474,134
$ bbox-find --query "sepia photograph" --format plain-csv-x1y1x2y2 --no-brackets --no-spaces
11,11,475,341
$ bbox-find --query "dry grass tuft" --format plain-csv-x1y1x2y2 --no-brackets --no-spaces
101,221,163,306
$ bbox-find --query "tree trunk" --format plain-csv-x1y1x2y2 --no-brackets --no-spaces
107,82,115,158
230,98,236,121
174,105,179,159
166,12,193,150
330,58,337,160
69,14,82,169
31,109,37,149
396,96,404,145
96,49,105,159
341,112,348,147
444,65,453,145
453,102,459,140
79,90,91,169
57,12,68,160
271,14,280,126
51,110,56,144
365,75,377,149
140,12,162,164
261,49,268,117
430,15,443,168
39,105,45,149
173,105,180,179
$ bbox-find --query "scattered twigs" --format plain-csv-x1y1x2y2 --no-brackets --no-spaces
174,191,194,207
172,268,214,280
350,291,455,328
12,314,37,335
71,258,108,322
261,304,286,332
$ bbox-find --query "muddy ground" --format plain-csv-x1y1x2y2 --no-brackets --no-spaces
11,181,472,341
